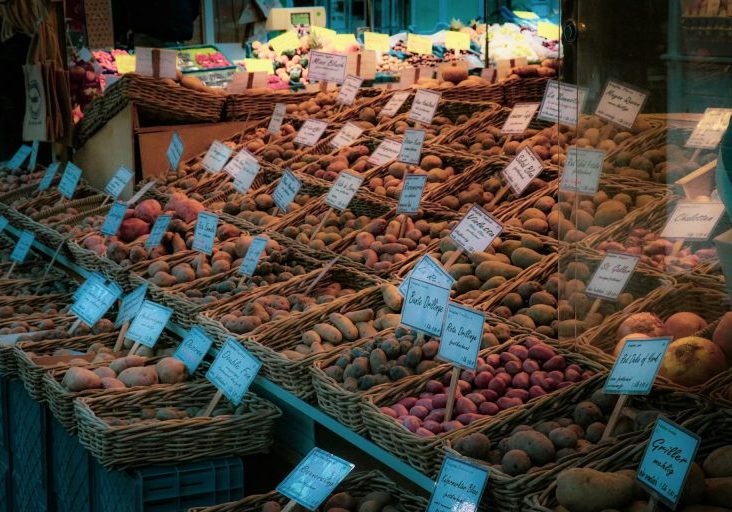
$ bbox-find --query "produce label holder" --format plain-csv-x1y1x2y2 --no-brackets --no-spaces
276,447,355,512
124,299,173,355
69,275,123,335
500,102,540,135
427,454,490,512
378,90,411,119
201,140,234,173
204,338,261,416
308,50,348,96
57,161,83,204
396,174,428,218
304,254,342,296
191,212,219,255
6,230,35,278
237,234,268,289
267,103,287,135
437,302,485,422
398,254,455,298
367,138,402,166
336,74,363,110
685,107,732,151
594,79,649,130
396,128,426,236
224,149,261,195
112,283,148,352
445,204,504,270
272,169,302,217
601,337,671,441
145,214,172,249
313,170,364,238
585,252,640,316
559,146,606,196
537,80,589,127
28,140,39,171
6,144,32,171
659,201,726,256
167,132,184,172
408,89,441,126
488,146,544,209
100,201,127,246
173,325,214,374
103,166,134,206
293,119,329,147
329,122,364,150
636,418,700,511
37,161,60,193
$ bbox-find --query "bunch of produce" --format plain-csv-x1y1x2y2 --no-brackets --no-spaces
290,144,374,180
8,317,115,339
0,163,46,192
60,356,187,392
609,140,716,183
487,23,558,63
384,112,470,142
503,60,559,81
217,186,315,226
104,399,251,426
69,59,102,121
364,155,466,198
157,70,227,97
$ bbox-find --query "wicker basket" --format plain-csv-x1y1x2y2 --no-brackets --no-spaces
503,77,549,107
187,470,429,512
436,82,505,104
0,315,77,377
74,382,281,469
223,89,318,121
288,136,385,180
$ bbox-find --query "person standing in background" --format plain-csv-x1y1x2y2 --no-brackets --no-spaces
125,0,201,48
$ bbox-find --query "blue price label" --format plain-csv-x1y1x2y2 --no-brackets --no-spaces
276,448,355,510
9,231,34,264
167,132,184,170
0,216,8,235
604,337,671,395
125,300,173,348
71,277,123,327
398,254,454,297
28,141,39,171
636,418,700,509
105,166,134,199
72,273,105,301
438,303,485,370
58,162,83,200
205,338,261,405
396,174,428,214
401,277,451,337
224,150,260,194
174,325,214,373
272,170,302,213
398,128,426,165
114,283,148,328
38,162,60,191
239,235,268,277
100,202,128,237
191,212,218,255
146,214,172,249
427,454,490,512
7,145,32,170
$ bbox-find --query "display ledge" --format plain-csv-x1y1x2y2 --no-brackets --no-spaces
3,223,436,493
662,53,732,63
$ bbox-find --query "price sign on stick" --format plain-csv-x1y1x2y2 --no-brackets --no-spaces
239,235,268,278
308,50,348,84
268,103,287,134
38,162,59,192
293,119,329,146
686,107,732,149
537,80,589,126
368,139,402,166
174,325,214,374
100,202,127,237
124,180,157,206
560,147,606,195
201,140,233,173
585,252,640,302
113,283,148,351
397,174,428,214
272,170,302,213
364,31,390,52
399,128,426,165
329,123,364,149
276,448,355,511
72,273,104,301
167,132,184,170
325,171,363,211
408,89,441,125
447,205,504,268
398,254,455,297
58,162,82,200
105,166,134,200
337,74,363,105
145,214,172,249
660,201,726,241
205,338,261,412
225,150,260,193
636,418,700,510
7,231,35,277
427,454,490,512
401,277,451,337
379,90,411,118
501,103,540,134
70,277,122,333
594,79,648,130
191,212,219,255
125,300,173,353
501,147,545,197
7,145,32,170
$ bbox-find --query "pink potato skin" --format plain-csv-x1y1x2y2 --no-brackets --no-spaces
134,199,162,223
119,218,150,243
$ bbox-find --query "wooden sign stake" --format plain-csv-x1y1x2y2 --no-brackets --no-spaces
600,394,629,442
588,297,603,316
281,501,297,512
443,249,464,270
486,184,510,209
644,496,658,512
671,239,685,256
128,341,141,355
202,389,224,417
271,207,279,217
113,321,130,352
310,207,334,239
4,263,15,279
36,234,71,294
689,148,701,163
444,365,461,422
67,317,82,335
304,255,341,296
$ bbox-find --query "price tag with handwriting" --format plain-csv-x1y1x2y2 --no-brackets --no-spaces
225,150,260,194
399,128,426,165
636,418,700,509
174,325,214,373
7,145,32,170
269,31,299,54
397,174,428,214
192,212,218,254
73,273,105,301
686,107,732,149
408,89,441,125
58,162,82,200
167,132,184,170
427,455,490,512
100,201,128,237
560,146,606,195
538,80,589,126
585,252,640,300
105,166,134,199
114,283,148,328
401,277,451,337
135,47,177,78
398,254,455,297
449,205,504,254
10,231,34,264
239,235,268,277
126,300,173,348
276,448,355,510
364,31,390,52
337,74,363,105
445,31,470,51
501,103,540,134
325,171,363,211
294,119,329,146
438,303,485,370
206,338,261,405
330,122,364,149
368,139,402,166
501,147,544,196
605,337,672,395
201,140,233,173
660,201,726,241
273,170,302,212
407,33,433,55
379,90,411,118
71,278,122,327
309,50,348,83
595,80,648,130
38,162,60,192
146,214,171,249
268,103,287,134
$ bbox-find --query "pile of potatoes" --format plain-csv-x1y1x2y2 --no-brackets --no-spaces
290,144,373,180
364,155,461,199
281,209,383,251
452,390,661,476
609,141,716,183
104,400,252,426
261,490,402,512
12,318,115,340
285,91,340,119
553,444,732,512
60,356,187,392
383,112,470,142
0,301,66,318
11,187,97,217
503,60,559,81
216,187,313,227
0,165,47,193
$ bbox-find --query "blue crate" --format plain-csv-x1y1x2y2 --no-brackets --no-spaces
92,457,245,512
0,457,10,512
0,378,10,466
51,418,93,512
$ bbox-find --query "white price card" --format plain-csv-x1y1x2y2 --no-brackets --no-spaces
401,277,451,337
501,102,540,134
398,254,455,297
174,325,214,373
398,128,426,165
408,89,442,125
126,300,173,348
660,201,726,241
105,166,134,199
325,171,363,211
594,79,648,130
438,303,485,370
560,146,606,195
604,337,672,395
114,283,148,328
293,119,329,146
427,455,490,512
367,138,402,166
267,103,287,134
239,235,268,277
537,80,589,126
329,122,364,149
449,204,504,255
308,50,348,84
135,47,177,79
397,174,428,214
585,252,640,300
191,212,219,255
272,170,302,212
336,74,363,105
167,132,184,170
379,90,411,118
224,150,260,194
206,338,261,405
201,140,233,173
501,147,545,196
686,107,732,149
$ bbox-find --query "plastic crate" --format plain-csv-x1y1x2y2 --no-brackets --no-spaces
0,378,11,512
0,458,10,512
92,457,246,512
52,418,93,512
8,379,52,512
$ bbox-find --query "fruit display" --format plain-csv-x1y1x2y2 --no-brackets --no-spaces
289,141,380,180
487,23,560,63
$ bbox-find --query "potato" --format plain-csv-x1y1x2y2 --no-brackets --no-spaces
155,357,188,384
118,366,159,387
506,430,555,465
556,468,635,512
62,367,102,391
109,355,147,374
101,377,126,389
703,446,732,477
